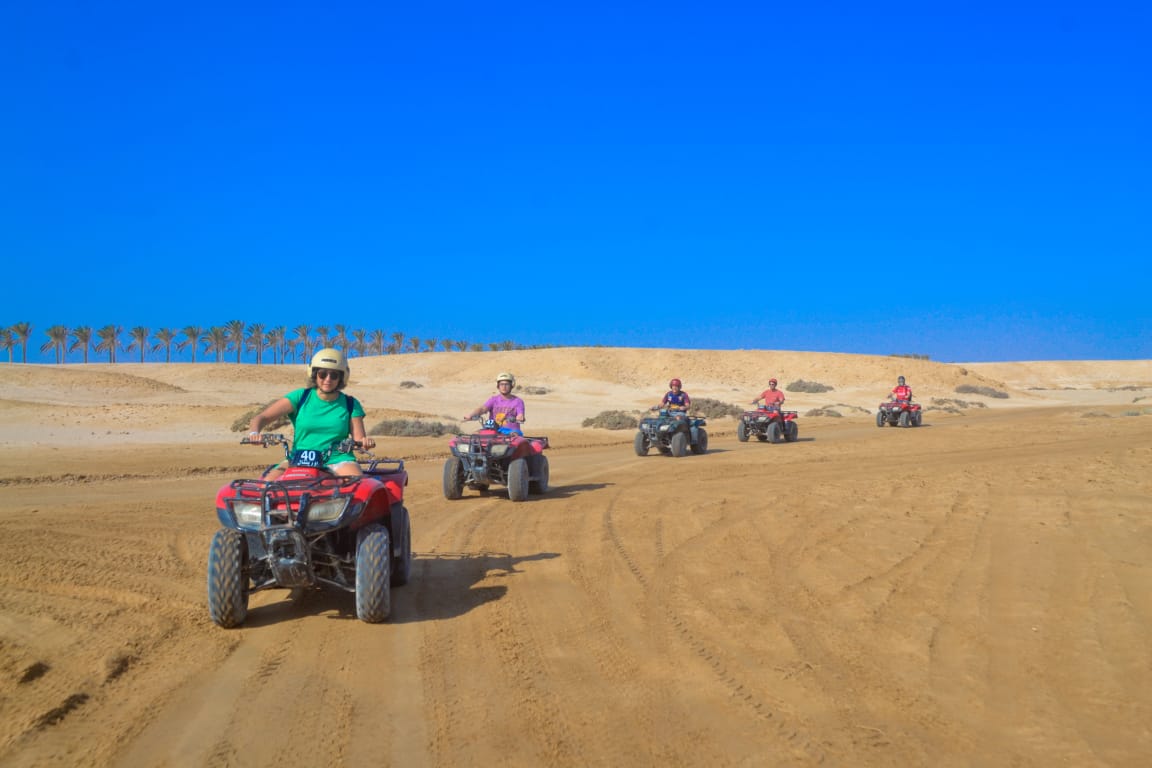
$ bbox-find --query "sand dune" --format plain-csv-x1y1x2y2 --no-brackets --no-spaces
1,349,1149,766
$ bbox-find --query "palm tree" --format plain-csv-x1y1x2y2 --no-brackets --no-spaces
95,325,122,363
41,325,69,363
368,330,386,356
291,325,312,362
70,326,93,363
470,342,484,352
11,322,32,363
351,329,367,357
315,326,331,349
0,328,14,363
203,326,229,362
125,326,150,362
152,328,178,362
423,338,438,352
245,323,266,365
267,326,287,364
224,320,245,363
454,340,469,351
390,331,405,354
333,325,350,353
440,339,453,352
178,326,204,363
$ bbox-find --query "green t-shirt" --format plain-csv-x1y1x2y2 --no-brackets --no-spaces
286,388,365,465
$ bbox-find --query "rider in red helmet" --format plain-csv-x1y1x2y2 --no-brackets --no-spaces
753,378,786,410
658,378,691,411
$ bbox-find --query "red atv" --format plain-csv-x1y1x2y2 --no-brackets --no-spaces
208,434,412,627
443,419,550,502
877,399,922,428
736,406,799,443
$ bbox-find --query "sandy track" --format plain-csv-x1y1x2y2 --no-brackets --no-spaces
2,402,1150,767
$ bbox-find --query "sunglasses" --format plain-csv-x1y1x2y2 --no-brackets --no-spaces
315,369,343,381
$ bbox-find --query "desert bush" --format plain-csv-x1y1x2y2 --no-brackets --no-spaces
889,353,931,360
930,397,986,410
804,408,842,418
692,397,742,419
1122,410,1142,417
520,386,550,395
786,379,834,394
231,402,291,432
399,380,423,389
1080,411,1111,419
369,419,455,437
582,411,640,430
954,384,1009,399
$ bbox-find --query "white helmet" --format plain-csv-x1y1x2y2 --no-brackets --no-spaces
496,372,515,387
309,348,350,389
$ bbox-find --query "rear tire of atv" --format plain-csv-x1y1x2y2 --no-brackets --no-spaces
207,528,249,628
633,431,649,456
785,421,799,442
390,504,412,587
876,411,886,428
529,454,550,495
767,421,783,444
690,428,709,454
736,420,749,442
356,525,391,623
913,411,922,427
899,411,910,428
670,431,689,457
508,457,530,501
443,457,465,499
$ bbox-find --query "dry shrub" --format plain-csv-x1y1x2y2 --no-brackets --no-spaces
955,384,1009,399
231,402,290,432
521,386,550,395
369,419,454,437
399,381,423,389
692,397,742,419
805,408,842,418
786,379,834,393
582,411,639,430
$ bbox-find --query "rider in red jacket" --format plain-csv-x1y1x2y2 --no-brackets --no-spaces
890,376,912,402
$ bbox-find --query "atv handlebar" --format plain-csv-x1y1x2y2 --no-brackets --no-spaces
242,434,371,455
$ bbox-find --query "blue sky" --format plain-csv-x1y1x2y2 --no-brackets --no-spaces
2,1,1149,363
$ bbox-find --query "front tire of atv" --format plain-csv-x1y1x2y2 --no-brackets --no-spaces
529,454,550,495
767,421,783,444
690,428,709,454
390,504,412,587
736,420,749,442
670,431,689,457
898,411,910,428
508,457,530,501
356,525,392,623
785,421,799,442
207,528,249,628
913,411,922,427
633,431,649,456
443,457,465,499
876,411,886,428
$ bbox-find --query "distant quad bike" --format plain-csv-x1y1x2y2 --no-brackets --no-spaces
634,408,709,457
208,434,412,628
877,399,923,428
737,406,799,444
443,419,550,502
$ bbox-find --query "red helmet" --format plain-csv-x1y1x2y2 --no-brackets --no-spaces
769,378,778,385
669,378,682,388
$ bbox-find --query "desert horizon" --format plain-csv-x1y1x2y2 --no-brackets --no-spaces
1,347,1150,766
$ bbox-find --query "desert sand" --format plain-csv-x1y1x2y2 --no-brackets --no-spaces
1,348,1150,767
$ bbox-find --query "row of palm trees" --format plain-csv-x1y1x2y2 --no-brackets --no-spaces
0,322,529,364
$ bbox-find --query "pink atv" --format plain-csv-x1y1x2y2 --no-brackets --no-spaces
877,399,922,427
443,420,550,502
737,406,799,443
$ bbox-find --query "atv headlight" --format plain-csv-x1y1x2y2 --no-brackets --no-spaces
490,444,511,458
659,424,670,432
308,497,350,523
229,501,263,530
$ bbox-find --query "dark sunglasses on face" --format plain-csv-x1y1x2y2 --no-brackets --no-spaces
315,369,343,381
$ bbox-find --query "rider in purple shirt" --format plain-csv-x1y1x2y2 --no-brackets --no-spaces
465,372,526,433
